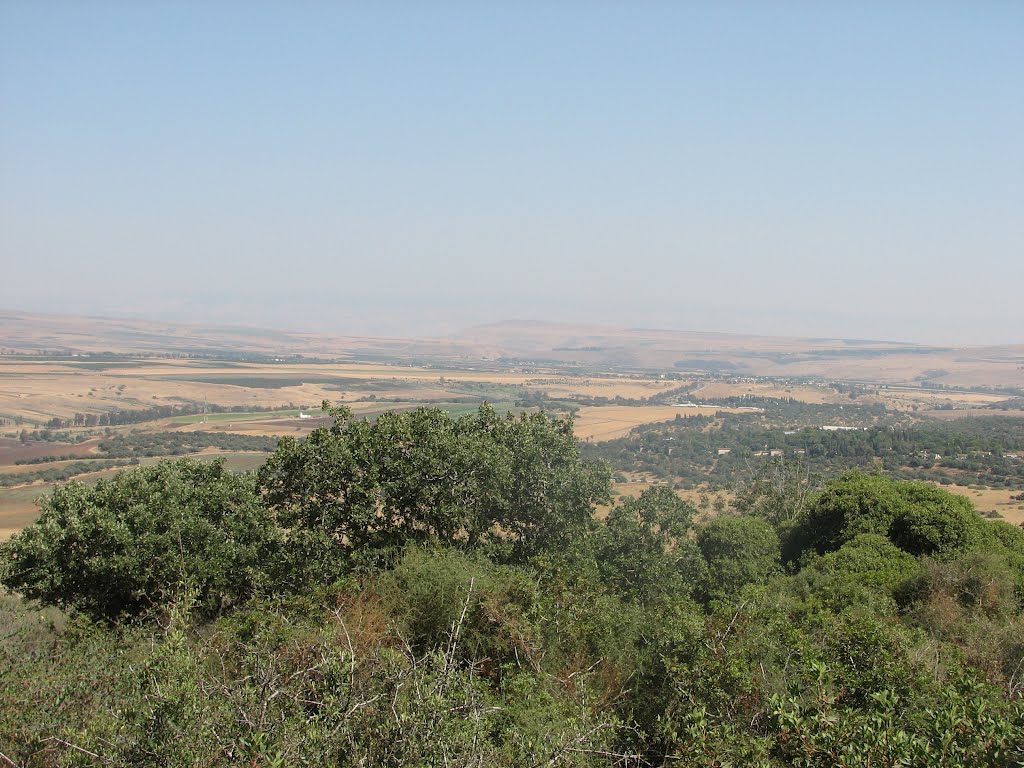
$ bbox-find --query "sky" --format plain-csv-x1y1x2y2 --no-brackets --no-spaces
1,1,1021,345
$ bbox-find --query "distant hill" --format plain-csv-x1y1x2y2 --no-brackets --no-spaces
1,309,1022,390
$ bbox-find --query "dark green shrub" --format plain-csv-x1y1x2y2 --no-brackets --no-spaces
378,546,543,676
597,485,705,606
1,458,278,621
788,472,981,561
696,515,781,602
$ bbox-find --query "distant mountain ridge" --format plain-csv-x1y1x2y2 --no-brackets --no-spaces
1,309,1022,390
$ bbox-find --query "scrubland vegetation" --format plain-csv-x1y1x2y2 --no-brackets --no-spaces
2,403,1023,766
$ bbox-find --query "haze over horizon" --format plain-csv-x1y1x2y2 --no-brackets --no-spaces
2,2,1021,346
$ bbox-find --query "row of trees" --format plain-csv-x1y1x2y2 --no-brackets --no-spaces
0,459,138,488
2,403,1023,765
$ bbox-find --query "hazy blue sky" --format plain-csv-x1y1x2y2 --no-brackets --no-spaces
2,1,1021,344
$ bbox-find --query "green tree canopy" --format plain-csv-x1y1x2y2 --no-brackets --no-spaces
1,458,277,622
696,515,781,602
257,403,611,572
795,533,922,613
597,485,705,606
787,471,982,562
816,533,920,593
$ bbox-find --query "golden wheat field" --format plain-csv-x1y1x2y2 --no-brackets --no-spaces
573,405,747,441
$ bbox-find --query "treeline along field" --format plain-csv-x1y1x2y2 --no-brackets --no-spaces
0,459,139,488
1,403,1023,766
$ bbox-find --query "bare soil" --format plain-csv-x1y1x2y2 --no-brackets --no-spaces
0,438,99,466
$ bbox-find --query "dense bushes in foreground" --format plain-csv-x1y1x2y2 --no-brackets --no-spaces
2,404,1023,766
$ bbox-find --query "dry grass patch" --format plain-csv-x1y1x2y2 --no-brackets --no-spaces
922,409,1024,420
574,405,734,442
538,378,686,400
690,380,840,404
877,388,1007,413
599,480,732,522
928,483,1024,526
0,499,42,541
0,438,100,466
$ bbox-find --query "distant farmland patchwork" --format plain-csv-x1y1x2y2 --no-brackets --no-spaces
0,358,702,535
2,311,1022,537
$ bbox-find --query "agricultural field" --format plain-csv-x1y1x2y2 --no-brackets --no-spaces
874,387,1009,413
939,483,1024,526
2,311,1022,539
574,405,748,441
0,484,51,541
0,356,715,536
0,465,132,540
0,449,280,540
0,358,685,430
689,379,842,404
